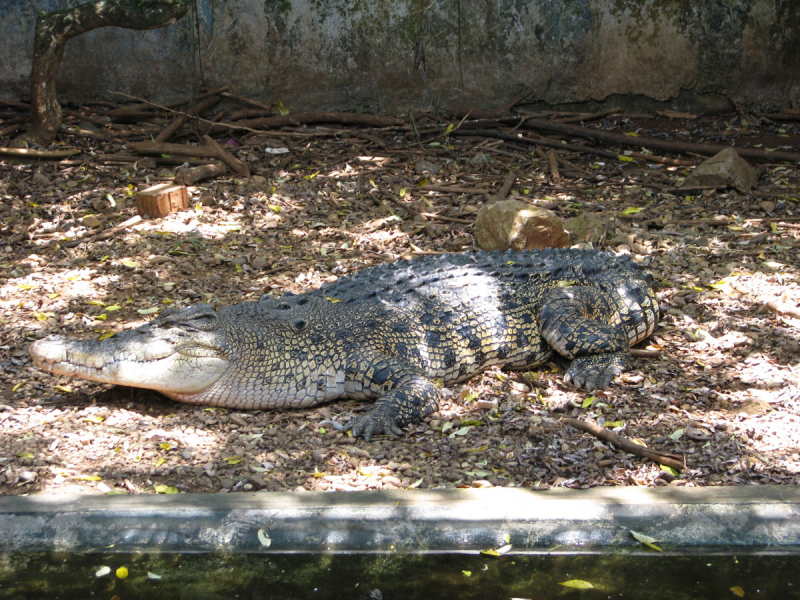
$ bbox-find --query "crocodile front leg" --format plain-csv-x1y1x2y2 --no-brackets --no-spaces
347,357,440,441
537,286,632,391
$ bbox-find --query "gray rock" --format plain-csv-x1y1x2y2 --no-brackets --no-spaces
475,199,569,251
683,148,757,191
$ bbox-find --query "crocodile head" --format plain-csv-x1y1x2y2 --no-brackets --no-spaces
29,303,230,399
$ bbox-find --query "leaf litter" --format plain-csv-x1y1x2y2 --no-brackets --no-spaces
0,110,798,496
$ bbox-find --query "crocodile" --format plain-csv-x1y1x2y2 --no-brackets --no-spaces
29,249,659,439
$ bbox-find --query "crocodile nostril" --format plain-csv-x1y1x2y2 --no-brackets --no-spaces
293,319,307,331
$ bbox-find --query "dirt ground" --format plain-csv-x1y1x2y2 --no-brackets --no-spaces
1,109,799,496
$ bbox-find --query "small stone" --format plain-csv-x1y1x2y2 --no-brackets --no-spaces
251,256,269,270
135,157,157,170
219,477,235,489
381,475,402,487
32,171,51,186
759,200,776,213
415,159,442,174
312,449,328,462
82,215,103,228
19,471,36,482
181,450,192,460
243,483,254,491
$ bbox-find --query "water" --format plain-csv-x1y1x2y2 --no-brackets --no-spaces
1,550,798,600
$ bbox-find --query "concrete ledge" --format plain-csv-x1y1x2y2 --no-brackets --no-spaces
1,486,799,554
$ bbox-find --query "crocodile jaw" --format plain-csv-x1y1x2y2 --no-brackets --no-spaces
29,335,229,396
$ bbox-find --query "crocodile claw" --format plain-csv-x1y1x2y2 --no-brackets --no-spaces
564,353,631,392
347,411,404,441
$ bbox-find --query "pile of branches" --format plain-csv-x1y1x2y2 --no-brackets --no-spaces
2,86,800,180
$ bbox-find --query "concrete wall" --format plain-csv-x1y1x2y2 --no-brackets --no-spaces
1,0,798,113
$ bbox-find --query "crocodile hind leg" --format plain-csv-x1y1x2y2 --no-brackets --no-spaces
347,357,441,441
537,286,632,391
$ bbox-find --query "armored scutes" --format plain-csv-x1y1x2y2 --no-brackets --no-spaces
30,249,659,439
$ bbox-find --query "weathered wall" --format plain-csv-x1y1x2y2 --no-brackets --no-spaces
1,0,798,113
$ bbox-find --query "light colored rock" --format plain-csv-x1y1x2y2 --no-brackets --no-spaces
683,148,757,191
564,213,610,245
475,199,569,251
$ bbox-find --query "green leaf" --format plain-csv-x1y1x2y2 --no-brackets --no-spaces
631,530,662,551
154,484,178,494
559,580,594,589
621,206,643,215
660,465,680,477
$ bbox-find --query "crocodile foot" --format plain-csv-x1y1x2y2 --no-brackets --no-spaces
347,407,404,442
564,352,632,392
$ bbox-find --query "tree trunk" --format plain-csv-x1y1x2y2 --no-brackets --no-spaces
20,0,191,146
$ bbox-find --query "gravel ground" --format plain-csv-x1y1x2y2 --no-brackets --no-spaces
1,111,799,496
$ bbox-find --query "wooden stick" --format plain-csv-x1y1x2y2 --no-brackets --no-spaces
488,170,518,203
220,91,273,111
524,119,800,163
561,417,685,471
553,106,621,124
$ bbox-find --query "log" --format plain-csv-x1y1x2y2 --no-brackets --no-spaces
175,162,227,185
135,184,189,218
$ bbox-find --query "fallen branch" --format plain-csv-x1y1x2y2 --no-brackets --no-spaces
561,417,685,471
128,136,249,177
524,119,800,163
451,128,627,162
201,135,249,177
155,94,222,143
224,111,406,130
0,147,80,159
62,215,142,248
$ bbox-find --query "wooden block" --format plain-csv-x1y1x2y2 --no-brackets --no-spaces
135,184,189,218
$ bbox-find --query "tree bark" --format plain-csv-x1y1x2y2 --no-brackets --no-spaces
20,0,191,146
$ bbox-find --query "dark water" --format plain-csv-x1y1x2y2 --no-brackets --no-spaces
0,551,798,600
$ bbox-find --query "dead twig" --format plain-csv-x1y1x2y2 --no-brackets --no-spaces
561,417,685,471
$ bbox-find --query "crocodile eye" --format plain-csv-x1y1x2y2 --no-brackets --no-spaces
293,319,307,331
276,303,291,310
296,297,309,306
183,314,217,330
